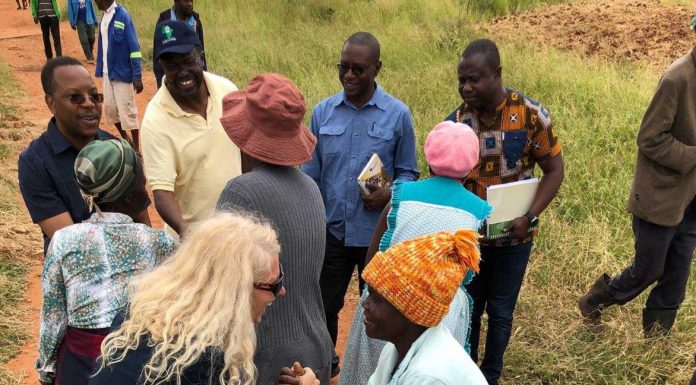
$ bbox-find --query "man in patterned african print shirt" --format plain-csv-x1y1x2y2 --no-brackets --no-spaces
445,39,564,385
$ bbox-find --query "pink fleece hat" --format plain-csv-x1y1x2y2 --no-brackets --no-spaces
424,121,479,179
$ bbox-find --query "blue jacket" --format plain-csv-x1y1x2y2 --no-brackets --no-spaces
67,0,98,27
96,4,142,82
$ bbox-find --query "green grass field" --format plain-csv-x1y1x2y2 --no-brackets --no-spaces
118,0,693,383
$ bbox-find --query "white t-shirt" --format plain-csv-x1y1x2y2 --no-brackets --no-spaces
100,2,117,74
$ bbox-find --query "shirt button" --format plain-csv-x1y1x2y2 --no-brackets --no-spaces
354,133,358,136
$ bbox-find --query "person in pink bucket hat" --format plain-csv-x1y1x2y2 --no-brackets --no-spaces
216,73,333,385
338,120,492,385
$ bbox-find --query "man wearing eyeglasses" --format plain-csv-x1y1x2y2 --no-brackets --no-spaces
18,57,151,256
142,20,241,238
301,31,419,377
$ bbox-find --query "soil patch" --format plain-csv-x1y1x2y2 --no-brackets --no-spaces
479,0,696,70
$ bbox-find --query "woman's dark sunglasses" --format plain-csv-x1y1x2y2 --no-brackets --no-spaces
336,62,374,76
67,93,104,105
253,264,284,297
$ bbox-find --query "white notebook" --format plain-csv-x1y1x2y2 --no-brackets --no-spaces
486,178,540,239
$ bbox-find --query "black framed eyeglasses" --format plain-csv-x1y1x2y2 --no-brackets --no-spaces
67,93,104,105
336,62,375,76
253,264,284,297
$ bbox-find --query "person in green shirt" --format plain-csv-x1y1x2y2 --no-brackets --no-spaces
31,0,62,60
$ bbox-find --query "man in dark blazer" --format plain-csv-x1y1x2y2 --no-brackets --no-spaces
579,46,696,337
153,0,206,88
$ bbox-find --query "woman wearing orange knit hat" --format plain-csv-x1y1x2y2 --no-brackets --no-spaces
360,230,487,385
339,121,491,385
280,230,487,385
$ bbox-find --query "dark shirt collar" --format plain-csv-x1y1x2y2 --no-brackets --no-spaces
333,83,386,111
46,117,112,154
46,118,73,155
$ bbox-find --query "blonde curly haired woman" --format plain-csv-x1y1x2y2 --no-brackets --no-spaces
89,212,286,385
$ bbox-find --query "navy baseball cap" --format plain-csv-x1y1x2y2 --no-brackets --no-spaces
154,20,201,60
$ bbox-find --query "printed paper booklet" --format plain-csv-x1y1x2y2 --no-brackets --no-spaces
357,153,391,194
486,178,540,239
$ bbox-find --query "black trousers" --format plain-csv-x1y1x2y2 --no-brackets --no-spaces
75,21,95,60
466,242,533,385
608,199,696,310
39,17,62,59
319,231,367,348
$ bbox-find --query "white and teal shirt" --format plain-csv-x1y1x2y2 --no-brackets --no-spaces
36,212,177,383
368,323,488,385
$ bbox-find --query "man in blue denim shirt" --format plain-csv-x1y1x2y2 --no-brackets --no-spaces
301,31,419,377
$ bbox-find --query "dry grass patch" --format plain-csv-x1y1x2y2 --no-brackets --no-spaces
0,58,42,383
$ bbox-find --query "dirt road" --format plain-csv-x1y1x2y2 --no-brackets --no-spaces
0,2,357,383
0,1,159,383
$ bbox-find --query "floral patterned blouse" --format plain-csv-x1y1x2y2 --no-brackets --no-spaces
36,212,177,383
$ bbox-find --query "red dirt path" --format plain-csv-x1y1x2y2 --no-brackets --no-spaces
0,2,358,383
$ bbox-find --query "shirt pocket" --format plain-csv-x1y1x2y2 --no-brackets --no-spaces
367,123,394,141
112,21,126,43
365,123,395,158
651,162,681,188
318,124,345,156
502,130,527,169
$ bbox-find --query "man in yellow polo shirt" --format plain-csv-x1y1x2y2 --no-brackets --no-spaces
142,20,241,235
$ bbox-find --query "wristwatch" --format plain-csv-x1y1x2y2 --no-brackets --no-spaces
524,211,539,227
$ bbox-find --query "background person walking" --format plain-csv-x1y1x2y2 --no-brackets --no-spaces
31,0,62,60
94,0,143,150
578,44,696,337
68,0,98,63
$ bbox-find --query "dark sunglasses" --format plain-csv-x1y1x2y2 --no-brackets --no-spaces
336,62,374,76
67,93,104,105
253,264,284,297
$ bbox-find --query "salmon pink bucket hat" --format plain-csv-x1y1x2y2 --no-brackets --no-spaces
424,121,479,179
220,73,317,166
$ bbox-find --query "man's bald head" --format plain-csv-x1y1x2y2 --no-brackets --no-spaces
343,31,380,61
461,38,500,71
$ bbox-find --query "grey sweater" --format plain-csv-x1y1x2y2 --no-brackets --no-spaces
216,164,333,385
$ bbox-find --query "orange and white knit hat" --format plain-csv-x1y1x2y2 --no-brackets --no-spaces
362,230,481,327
